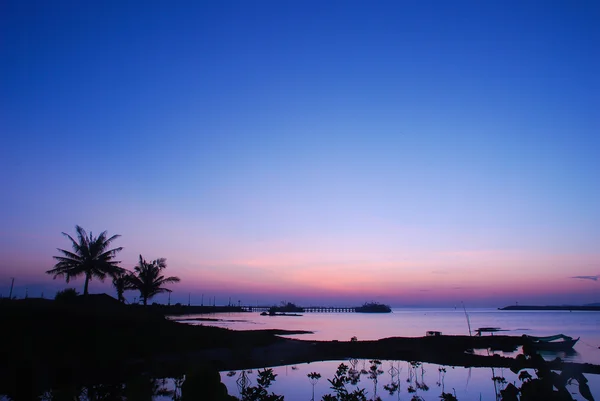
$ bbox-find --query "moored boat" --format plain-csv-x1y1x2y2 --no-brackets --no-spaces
475,327,506,336
523,334,579,351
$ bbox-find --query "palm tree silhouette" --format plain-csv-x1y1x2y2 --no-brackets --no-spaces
128,255,180,305
112,270,133,303
47,225,124,296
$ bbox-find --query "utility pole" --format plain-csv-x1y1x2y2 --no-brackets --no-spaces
9,277,15,299
229,296,231,306
213,296,215,307
168,292,171,306
201,294,204,306
188,293,191,307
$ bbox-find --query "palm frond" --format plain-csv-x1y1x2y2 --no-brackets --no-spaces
54,248,83,261
160,276,181,284
103,233,122,247
154,258,167,269
61,232,83,254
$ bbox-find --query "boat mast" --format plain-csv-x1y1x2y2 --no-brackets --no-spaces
461,302,472,336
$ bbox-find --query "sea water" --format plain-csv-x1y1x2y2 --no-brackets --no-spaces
177,308,600,364
174,308,600,400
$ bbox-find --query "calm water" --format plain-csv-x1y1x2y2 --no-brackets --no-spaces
176,308,600,364
219,360,594,401
173,307,600,400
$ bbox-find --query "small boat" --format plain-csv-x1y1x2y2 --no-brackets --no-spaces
475,327,506,336
261,311,303,316
523,334,579,351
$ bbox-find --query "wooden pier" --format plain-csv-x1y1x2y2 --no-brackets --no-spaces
304,306,356,313
244,306,356,313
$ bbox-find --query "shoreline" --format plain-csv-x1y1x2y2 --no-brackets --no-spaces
2,297,599,398
154,335,600,375
500,305,600,311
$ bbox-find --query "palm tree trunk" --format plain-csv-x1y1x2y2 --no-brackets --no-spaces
83,274,90,296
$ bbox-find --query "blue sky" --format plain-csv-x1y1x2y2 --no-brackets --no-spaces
1,1,599,306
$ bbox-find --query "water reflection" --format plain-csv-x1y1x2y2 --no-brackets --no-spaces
220,357,597,401
0,356,597,401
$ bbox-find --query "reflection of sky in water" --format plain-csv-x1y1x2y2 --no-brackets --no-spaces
218,360,600,401
176,308,600,364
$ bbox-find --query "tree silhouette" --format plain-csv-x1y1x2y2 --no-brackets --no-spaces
111,270,133,303
47,225,123,296
54,288,79,302
128,255,180,305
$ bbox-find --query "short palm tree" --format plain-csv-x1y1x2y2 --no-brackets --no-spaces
47,225,124,296
128,255,180,305
112,270,133,303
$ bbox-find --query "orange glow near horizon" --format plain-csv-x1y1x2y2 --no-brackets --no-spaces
167,248,600,305
4,233,598,306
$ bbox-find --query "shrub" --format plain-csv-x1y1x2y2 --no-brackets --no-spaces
55,288,79,302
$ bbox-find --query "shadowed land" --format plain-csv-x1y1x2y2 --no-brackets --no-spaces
151,304,248,315
500,305,600,311
1,295,599,399
0,296,293,399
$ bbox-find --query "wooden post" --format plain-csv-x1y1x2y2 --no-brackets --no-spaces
9,277,14,299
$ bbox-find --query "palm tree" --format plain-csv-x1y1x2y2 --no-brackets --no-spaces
47,225,124,296
112,270,133,303
128,255,180,305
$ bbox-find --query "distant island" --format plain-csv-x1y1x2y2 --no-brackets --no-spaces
499,305,600,311
268,302,304,314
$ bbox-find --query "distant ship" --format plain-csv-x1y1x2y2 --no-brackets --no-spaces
355,302,392,313
268,302,304,314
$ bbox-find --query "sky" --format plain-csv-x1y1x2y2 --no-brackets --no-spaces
1,0,599,307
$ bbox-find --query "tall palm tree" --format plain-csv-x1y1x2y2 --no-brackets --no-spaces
128,255,180,305
47,225,124,296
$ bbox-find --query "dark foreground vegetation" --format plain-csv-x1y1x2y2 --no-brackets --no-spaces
0,296,287,400
1,296,598,400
